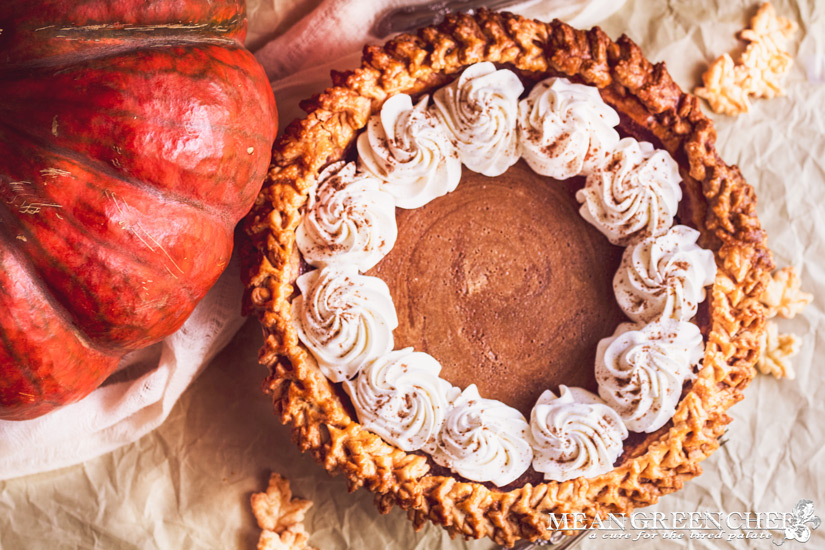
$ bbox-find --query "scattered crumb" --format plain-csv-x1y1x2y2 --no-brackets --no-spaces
755,266,812,379
251,473,316,550
695,3,798,115
696,53,750,115
760,266,813,319
756,320,801,379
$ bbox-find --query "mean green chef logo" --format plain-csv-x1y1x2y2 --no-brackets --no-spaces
774,499,821,545
535,498,821,547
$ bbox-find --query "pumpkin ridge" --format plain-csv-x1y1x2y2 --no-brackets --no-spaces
0,44,272,218
0,199,203,319
14,260,194,352
0,36,250,76
3,224,203,350
0,124,235,289
0,232,123,420
0,217,160,353
0,76,269,146
0,322,45,398
0,142,217,350
0,104,270,205
0,226,123,357
0,118,235,226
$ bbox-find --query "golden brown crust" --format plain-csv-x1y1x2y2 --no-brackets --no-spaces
241,10,773,547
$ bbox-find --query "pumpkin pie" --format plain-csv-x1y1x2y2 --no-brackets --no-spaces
242,10,773,546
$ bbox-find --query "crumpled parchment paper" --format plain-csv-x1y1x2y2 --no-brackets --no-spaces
1,1,823,549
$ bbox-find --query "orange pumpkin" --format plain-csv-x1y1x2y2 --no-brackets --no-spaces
0,0,277,419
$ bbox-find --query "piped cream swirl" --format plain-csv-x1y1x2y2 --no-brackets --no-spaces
358,94,462,209
293,267,398,383
518,77,620,180
431,385,533,487
432,62,523,177
343,348,459,452
614,225,717,323
595,320,704,433
576,138,682,246
530,385,628,482
296,162,397,271
291,63,709,478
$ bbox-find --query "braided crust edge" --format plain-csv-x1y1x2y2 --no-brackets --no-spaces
241,10,773,547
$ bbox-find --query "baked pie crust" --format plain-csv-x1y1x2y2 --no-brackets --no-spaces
242,10,774,546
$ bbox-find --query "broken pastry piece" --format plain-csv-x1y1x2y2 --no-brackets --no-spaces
756,266,813,379
761,266,813,319
695,3,798,115
758,321,801,379
251,474,317,550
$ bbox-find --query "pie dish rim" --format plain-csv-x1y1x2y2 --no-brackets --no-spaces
241,10,773,546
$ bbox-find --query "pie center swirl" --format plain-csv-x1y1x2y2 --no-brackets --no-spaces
367,163,625,415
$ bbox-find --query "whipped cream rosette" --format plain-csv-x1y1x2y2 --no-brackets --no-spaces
358,94,462,209
614,225,717,323
595,320,704,433
293,267,398,383
432,62,523,177
296,162,397,271
530,385,628,482
284,61,719,486
576,138,683,246
343,348,459,452
431,385,533,487
518,77,620,180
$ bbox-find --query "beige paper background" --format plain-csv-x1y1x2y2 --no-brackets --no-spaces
1,0,824,548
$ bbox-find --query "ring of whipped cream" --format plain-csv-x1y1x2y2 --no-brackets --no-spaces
292,62,717,487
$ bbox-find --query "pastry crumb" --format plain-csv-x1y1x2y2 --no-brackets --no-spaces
756,321,801,379
755,266,812,380
761,266,813,319
695,3,797,115
251,473,316,550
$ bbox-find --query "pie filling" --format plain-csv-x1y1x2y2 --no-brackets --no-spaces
366,163,625,416
291,62,717,488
